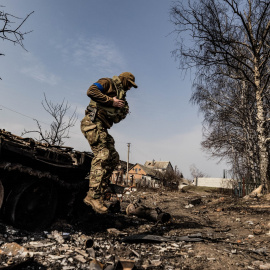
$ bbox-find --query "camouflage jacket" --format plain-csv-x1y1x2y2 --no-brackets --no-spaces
86,76,129,128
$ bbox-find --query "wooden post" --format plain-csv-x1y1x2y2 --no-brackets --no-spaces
126,143,130,185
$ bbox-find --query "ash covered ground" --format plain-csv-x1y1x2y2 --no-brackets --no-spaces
0,187,270,269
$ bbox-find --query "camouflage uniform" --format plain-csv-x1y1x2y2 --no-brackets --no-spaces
81,72,137,212
81,116,119,199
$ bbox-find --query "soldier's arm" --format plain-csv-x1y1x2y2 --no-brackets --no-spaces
87,78,114,106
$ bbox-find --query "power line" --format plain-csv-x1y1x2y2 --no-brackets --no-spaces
0,104,50,126
0,103,80,135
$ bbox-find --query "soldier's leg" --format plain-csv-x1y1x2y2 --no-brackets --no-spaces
88,127,119,195
87,143,109,199
99,132,119,194
81,118,108,213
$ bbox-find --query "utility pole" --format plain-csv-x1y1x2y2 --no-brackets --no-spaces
126,143,131,185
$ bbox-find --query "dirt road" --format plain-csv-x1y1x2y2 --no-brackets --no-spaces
0,187,270,269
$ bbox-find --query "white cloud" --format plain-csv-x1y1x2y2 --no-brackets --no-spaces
55,36,127,73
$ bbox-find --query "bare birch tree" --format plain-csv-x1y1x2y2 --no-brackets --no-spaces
196,74,261,182
171,0,270,192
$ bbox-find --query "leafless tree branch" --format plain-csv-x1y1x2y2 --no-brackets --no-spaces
22,93,78,146
0,6,33,79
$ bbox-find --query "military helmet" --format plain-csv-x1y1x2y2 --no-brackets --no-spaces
119,72,138,88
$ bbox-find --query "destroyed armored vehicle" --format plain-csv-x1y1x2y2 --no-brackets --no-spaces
0,129,93,230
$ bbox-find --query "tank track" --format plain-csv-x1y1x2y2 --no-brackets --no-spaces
0,161,87,190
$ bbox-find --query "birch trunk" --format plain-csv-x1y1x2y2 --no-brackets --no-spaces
254,64,269,192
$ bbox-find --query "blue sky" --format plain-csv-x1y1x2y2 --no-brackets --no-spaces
0,1,229,180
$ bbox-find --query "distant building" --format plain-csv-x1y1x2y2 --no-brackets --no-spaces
129,163,161,188
144,160,173,173
194,177,234,189
111,159,175,188
110,160,134,186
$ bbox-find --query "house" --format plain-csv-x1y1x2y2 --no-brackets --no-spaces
110,160,134,186
128,163,161,188
144,160,174,173
110,159,174,188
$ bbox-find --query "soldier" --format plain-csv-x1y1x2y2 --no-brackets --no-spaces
81,72,138,214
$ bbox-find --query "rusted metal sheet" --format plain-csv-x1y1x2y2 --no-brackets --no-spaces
0,129,93,230
126,203,171,223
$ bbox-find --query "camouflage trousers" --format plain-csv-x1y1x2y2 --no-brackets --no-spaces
81,115,119,199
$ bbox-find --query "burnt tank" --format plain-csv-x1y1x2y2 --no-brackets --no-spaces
0,129,93,230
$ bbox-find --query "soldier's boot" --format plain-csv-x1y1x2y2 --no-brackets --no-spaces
83,196,108,214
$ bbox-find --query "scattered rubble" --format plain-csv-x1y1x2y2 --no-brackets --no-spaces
0,188,270,269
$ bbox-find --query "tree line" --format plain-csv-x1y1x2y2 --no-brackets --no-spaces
171,0,270,192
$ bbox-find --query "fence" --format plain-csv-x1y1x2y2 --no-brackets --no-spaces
235,178,261,197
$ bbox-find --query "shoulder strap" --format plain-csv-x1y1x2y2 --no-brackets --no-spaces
112,76,126,100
